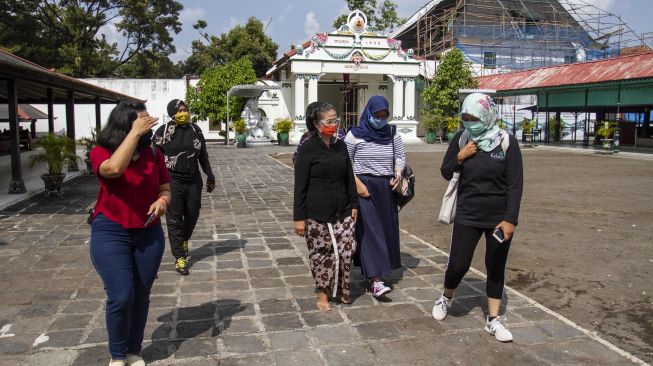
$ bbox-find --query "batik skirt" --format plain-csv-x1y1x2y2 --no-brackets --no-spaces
305,216,357,298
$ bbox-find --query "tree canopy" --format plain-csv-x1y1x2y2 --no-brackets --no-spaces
0,0,183,78
118,51,183,79
185,57,257,128
332,0,405,33
182,17,278,78
422,48,478,117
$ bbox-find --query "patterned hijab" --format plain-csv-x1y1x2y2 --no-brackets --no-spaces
460,93,502,152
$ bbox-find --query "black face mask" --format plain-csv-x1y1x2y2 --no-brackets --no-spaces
137,130,153,149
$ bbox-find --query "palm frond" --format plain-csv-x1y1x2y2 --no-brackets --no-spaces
29,134,81,175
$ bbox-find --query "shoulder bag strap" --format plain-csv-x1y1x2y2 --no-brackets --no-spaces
392,132,396,174
500,131,510,153
458,129,470,149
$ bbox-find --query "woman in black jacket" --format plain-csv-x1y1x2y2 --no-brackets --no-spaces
152,99,215,276
432,93,523,342
293,103,359,311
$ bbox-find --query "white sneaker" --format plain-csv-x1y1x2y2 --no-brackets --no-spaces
485,316,513,342
369,281,391,297
126,354,145,366
431,295,452,321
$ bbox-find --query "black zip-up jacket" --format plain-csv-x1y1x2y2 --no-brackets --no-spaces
153,122,215,183
294,134,359,224
441,130,523,228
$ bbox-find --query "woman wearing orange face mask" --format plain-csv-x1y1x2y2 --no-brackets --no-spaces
293,103,359,311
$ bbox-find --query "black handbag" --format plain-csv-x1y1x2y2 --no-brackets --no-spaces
392,134,415,211
86,206,95,225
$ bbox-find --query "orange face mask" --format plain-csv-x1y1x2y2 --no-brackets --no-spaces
319,124,338,138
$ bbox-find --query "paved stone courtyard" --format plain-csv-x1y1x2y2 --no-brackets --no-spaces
0,144,644,365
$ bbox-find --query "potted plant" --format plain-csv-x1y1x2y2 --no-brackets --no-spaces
596,121,615,152
29,134,80,197
520,118,536,146
270,119,281,144
548,116,562,142
445,116,460,141
421,112,444,144
273,118,294,146
79,128,98,173
231,119,247,148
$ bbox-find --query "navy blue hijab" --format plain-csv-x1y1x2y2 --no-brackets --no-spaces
351,95,394,144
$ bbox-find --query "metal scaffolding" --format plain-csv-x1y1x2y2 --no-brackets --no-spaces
411,0,651,74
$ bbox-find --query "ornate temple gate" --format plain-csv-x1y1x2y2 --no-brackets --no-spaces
263,10,421,143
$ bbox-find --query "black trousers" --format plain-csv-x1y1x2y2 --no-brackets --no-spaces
166,176,202,259
444,223,512,299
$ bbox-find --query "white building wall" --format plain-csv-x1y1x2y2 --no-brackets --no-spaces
32,78,188,139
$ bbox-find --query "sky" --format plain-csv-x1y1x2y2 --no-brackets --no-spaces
105,0,652,63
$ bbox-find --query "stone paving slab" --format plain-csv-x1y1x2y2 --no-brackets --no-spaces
0,144,647,365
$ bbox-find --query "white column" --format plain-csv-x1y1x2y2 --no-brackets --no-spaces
388,75,419,144
404,78,416,120
390,76,404,120
293,75,305,120
280,82,292,119
307,75,318,104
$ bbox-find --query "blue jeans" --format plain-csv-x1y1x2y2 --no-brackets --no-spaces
90,214,165,359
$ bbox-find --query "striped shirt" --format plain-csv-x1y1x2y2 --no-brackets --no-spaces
345,131,406,176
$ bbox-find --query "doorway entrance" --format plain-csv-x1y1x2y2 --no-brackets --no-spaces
340,83,367,132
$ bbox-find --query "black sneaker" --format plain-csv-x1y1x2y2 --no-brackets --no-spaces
175,257,189,275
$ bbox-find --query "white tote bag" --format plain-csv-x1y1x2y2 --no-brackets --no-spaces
438,172,460,224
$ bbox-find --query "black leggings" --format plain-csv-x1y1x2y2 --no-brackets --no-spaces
166,177,203,259
444,223,512,299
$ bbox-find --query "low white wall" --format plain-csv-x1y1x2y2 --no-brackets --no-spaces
32,78,188,139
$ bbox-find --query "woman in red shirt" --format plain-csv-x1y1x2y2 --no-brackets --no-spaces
90,102,170,366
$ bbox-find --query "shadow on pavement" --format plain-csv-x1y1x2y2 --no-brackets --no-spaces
187,239,246,268
141,299,246,362
448,277,512,318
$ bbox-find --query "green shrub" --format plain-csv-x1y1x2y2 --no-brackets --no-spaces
520,118,535,134
420,112,445,133
230,119,247,134
30,134,80,175
445,116,461,133
273,118,294,133
596,121,616,139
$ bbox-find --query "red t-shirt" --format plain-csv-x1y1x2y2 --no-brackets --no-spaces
90,146,170,229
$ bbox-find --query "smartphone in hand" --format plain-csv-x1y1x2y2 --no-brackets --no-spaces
144,213,156,227
492,227,505,243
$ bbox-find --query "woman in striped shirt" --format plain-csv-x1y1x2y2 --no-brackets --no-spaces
344,95,406,297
